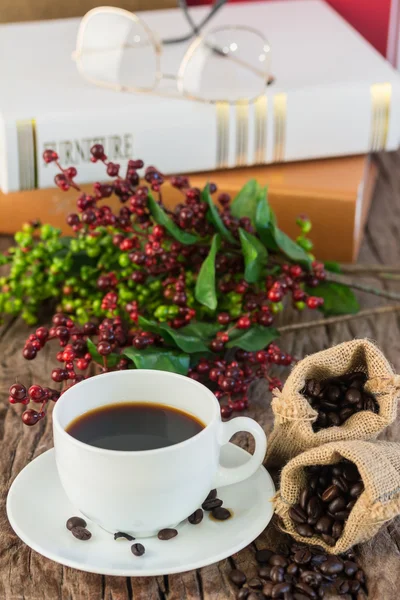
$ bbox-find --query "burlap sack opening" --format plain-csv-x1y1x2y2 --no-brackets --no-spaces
266,339,400,469
274,440,400,554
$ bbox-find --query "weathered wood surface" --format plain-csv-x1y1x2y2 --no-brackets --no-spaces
1,151,400,599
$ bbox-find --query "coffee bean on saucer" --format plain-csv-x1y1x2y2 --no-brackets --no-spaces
71,526,91,541
202,498,223,511
256,548,273,563
131,542,145,556
188,509,204,525
114,531,135,541
66,516,87,530
158,528,178,540
212,507,231,520
204,489,217,502
230,569,247,586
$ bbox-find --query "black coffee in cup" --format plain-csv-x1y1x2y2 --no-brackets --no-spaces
66,402,205,451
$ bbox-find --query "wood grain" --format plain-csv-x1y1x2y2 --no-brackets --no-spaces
1,151,400,599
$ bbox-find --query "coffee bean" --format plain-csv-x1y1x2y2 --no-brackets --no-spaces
339,407,354,422
332,521,343,539
349,482,364,497
248,593,264,600
311,553,328,566
256,549,273,563
328,496,346,514
335,579,349,594
320,401,339,412
300,571,322,586
270,566,285,583
307,497,321,521
212,506,231,520
349,580,361,593
299,488,311,511
327,385,341,402
345,387,361,404
295,582,316,599
306,379,322,397
269,555,289,568
248,578,263,590
293,549,312,565
71,526,91,541
321,534,335,546
188,509,203,524
158,528,178,540
202,498,223,511
321,485,339,503
204,489,217,502
259,565,272,578
131,543,145,556
309,476,319,492
286,563,298,576
230,570,247,586
66,516,87,530
346,499,356,511
293,595,309,600
295,524,314,537
272,583,292,598
237,588,250,600
327,412,341,426
114,531,135,541
319,557,344,575
315,516,333,534
342,462,360,482
332,510,349,521
343,560,358,576
289,505,307,524
355,569,365,583
262,581,274,596
332,476,348,494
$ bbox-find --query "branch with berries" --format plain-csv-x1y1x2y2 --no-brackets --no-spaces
3,144,362,426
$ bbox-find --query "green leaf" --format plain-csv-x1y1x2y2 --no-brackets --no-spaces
255,188,279,251
123,347,190,375
147,192,198,245
273,228,312,268
306,282,359,316
239,228,268,283
231,179,260,225
226,325,280,351
180,322,222,339
324,261,342,274
138,317,219,354
202,184,236,244
87,338,119,368
195,234,221,310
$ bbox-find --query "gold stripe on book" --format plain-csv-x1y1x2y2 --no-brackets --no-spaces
369,83,392,151
273,93,287,162
216,102,230,169
235,101,249,167
254,95,267,164
16,119,38,190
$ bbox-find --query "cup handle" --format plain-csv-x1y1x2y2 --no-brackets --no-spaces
213,417,267,488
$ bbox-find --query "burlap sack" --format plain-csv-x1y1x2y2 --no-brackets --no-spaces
274,440,400,554
266,339,400,468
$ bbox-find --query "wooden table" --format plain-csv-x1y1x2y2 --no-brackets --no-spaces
1,152,400,599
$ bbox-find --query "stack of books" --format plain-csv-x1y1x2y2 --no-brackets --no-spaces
0,0,399,260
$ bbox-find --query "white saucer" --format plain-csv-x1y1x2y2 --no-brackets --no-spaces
7,443,275,577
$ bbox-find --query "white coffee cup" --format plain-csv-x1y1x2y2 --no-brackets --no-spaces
53,369,267,536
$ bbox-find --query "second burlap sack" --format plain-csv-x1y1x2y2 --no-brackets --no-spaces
266,339,400,469
274,440,400,554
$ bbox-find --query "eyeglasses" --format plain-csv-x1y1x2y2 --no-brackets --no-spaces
73,2,272,104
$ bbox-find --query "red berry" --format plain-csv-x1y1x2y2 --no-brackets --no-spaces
22,409,41,426
196,361,210,374
210,339,225,352
255,351,267,364
290,265,303,278
217,312,230,325
106,162,120,177
218,377,236,392
236,316,251,329
231,400,246,411
36,327,49,341
97,341,112,355
65,166,77,179
51,368,68,382
28,385,44,402
23,344,37,360
76,359,89,370
209,367,223,382
43,149,58,163
292,288,306,302
258,312,273,326
306,296,323,309
268,289,283,303
90,143,106,160
8,395,18,404
221,405,233,418
9,383,27,401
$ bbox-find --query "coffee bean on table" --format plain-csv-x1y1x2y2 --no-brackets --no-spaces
229,569,247,586
319,557,344,575
212,506,231,520
204,489,217,502
259,565,272,578
256,548,273,563
270,566,285,583
272,582,291,597
269,555,289,568
344,561,358,576
295,582,316,599
131,543,145,556
262,581,274,596
293,549,312,564
293,594,310,600
188,509,203,524
237,588,250,600
71,526,92,540
286,563,298,576
66,516,87,530
248,578,263,589
247,593,264,600
202,498,223,511
114,531,135,541
158,528,178,540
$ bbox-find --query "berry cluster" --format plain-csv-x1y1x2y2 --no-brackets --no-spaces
3,144,330,426
9,382,59,426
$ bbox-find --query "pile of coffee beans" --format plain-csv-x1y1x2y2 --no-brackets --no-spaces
229,541,367,598
289,461,364,546
302,371,379,431
202,488,232,520
66,516,92,541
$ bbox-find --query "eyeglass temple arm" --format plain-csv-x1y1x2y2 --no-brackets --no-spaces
162,0,228,45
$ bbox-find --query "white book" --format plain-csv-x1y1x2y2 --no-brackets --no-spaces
1,0,400,192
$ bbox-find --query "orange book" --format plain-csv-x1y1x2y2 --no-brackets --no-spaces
0,155,376,262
